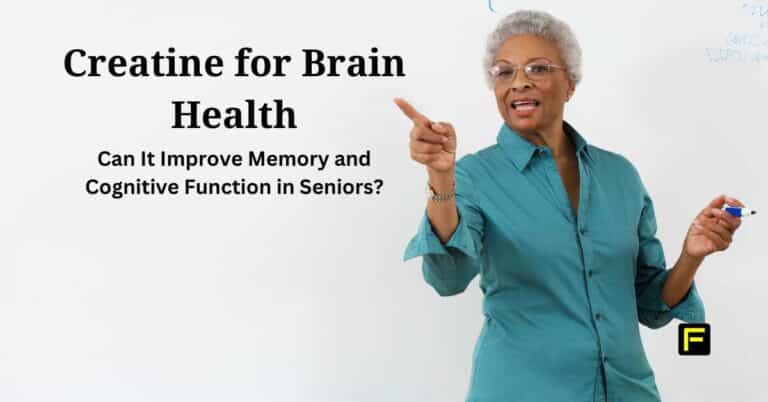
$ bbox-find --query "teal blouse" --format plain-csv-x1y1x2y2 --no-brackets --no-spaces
403,121,705,402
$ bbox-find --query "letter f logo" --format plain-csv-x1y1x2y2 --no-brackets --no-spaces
679,323,710,355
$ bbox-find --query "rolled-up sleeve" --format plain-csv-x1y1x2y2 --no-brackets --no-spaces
402,163,485,297
634,179,706,329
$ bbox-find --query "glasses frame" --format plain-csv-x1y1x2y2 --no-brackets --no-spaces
487,62,568,84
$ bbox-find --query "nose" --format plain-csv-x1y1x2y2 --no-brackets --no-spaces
511,69,533,91
512,79,532,91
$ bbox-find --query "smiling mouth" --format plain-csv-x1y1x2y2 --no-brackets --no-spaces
510,100,541,110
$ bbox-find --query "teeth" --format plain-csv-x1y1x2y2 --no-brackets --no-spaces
512,100,539,109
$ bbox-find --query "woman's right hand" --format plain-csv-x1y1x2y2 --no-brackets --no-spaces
394,97,457,175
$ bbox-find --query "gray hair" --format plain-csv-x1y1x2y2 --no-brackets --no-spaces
483,10,582,89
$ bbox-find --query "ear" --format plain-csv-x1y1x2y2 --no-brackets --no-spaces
565,78,575,102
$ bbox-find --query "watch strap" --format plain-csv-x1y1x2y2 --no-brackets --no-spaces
427,181,456,202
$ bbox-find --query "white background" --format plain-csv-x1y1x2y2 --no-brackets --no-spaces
1,0,766,401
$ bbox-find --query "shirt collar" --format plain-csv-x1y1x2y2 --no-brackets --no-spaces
496,120,592,172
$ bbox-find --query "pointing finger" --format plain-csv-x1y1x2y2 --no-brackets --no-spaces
394,97,431,126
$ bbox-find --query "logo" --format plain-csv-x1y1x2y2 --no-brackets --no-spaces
678,323,710,355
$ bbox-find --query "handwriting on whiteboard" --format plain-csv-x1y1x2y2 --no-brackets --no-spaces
706,1,768,63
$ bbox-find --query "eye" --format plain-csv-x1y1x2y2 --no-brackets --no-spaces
490,65,515,77
528,64,550,73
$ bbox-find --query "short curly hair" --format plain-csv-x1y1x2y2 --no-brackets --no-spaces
483,10,583,89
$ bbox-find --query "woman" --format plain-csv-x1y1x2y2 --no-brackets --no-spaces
396,9,744,402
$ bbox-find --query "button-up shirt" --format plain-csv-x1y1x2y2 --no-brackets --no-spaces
402,121,705,402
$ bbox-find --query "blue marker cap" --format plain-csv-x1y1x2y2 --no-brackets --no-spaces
723,205,757,217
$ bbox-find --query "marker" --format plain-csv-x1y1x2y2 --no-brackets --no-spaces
723,205,757,217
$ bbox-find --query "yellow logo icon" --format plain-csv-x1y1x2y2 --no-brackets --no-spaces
678,323,710,355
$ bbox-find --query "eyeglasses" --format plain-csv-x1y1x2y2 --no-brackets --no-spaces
488,63,567,84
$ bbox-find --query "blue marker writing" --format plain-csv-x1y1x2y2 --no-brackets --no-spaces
723,205,757,217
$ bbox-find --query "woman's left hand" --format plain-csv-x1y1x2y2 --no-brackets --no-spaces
684,194,744,259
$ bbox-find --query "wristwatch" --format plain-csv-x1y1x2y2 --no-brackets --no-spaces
426,181,455,202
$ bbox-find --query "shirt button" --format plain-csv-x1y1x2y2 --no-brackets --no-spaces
595,313,601,320
579,227,587,235
603,356,608,363
588,270,593,278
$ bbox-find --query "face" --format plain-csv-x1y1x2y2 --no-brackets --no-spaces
491,34,574,136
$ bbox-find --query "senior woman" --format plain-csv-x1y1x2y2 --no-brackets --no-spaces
396,9,744,402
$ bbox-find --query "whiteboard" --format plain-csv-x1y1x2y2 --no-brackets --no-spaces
1,0,766,401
